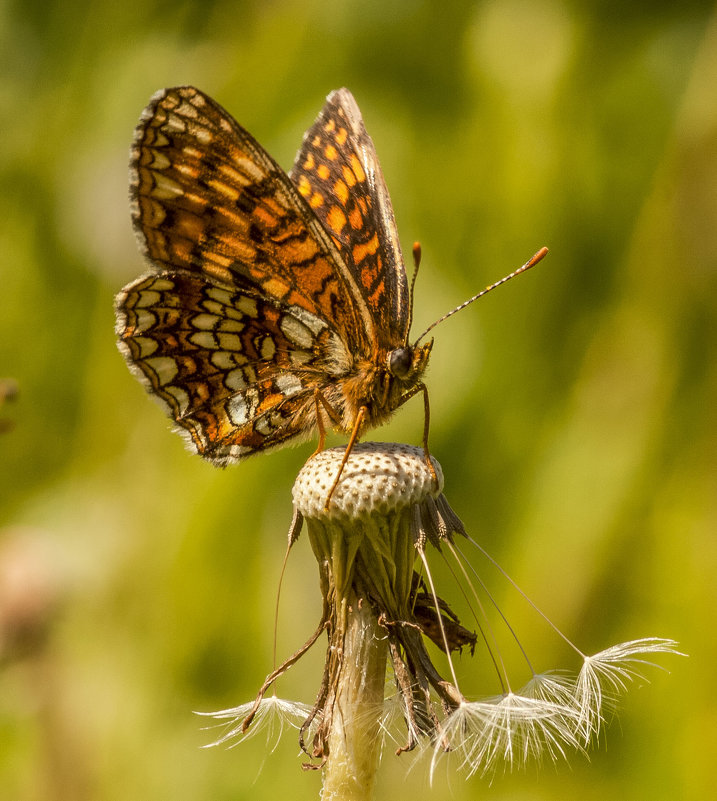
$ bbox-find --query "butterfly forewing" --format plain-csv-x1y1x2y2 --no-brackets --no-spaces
130,86,373,353
289,89,409,348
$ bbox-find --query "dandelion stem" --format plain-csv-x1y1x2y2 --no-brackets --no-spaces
321,592,388,801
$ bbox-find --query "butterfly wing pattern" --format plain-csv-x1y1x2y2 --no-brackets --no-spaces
116,86,432,465
289,89,409,349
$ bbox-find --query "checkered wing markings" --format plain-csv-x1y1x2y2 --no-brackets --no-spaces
289,88,409,348
130,85,373,353
116,272,328,462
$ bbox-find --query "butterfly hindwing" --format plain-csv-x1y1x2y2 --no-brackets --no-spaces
115,271,338,462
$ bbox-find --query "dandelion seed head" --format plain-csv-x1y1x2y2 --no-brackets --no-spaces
206,432,683,786
293,442,443,519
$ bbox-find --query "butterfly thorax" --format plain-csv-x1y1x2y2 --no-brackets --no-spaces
326,339,433,433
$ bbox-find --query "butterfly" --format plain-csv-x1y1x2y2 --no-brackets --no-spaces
116,86,545,499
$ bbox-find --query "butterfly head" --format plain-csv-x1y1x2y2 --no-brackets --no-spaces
387,339,433,386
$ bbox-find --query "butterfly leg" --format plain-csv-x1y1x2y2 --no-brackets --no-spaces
396,382,439,491
418,383,439,491
310,388,344,459
312,390,327,457
324,405,367,510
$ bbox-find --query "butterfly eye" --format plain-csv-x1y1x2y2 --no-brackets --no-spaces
388,347,413,379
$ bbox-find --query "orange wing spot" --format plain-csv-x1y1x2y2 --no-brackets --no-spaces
142,228,168,261
208,178,239,201
261,276,291,300
171,238,195,265
181,193,209,214
309,192,324,208
252,205,278,228
297,175,312,197
214,204,250,233
335,127,348,146
348,204,363,230
311,135,321,147
194,381,211,404
181,145,205,161
324,144,338,161
233,427,264,449
176,162,201,179
262,196,287,218
285,289,310,309
204,250,233,269
368,279,386,310
174,209,206,242
323,118,336,132
317,164,330,180
277,237,320,269
258,393,284,414
302,153,315,170
349,153,366,182
202,262,234,284
316,275,342,313
342,164,357,187
219,235,256,263
326,204,347,235
352,232,380,264
333,179,349,205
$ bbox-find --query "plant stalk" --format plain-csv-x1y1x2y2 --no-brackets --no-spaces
321,593,387,801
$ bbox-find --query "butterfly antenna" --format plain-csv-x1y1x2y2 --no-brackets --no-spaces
405,242,422,346
413,246,548,345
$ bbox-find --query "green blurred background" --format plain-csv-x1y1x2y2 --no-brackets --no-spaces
1,0,715,799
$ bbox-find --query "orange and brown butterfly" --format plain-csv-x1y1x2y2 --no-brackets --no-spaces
116,86,435,470
115,86,546,496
